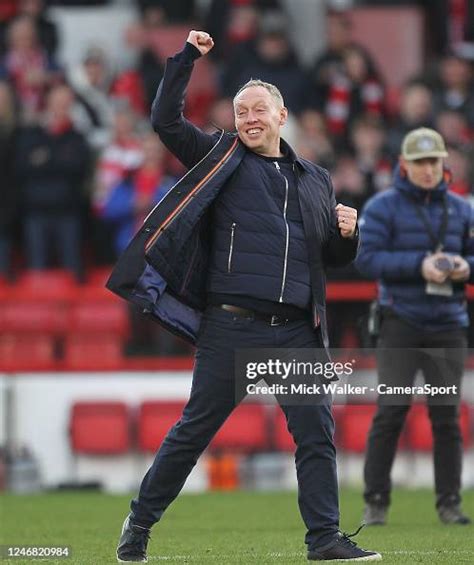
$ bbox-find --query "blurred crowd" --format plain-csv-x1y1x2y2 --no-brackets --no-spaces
1,0,474,349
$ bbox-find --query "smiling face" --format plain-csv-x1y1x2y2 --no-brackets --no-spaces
233,85,287,157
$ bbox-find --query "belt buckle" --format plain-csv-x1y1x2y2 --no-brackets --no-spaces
271,315,282,326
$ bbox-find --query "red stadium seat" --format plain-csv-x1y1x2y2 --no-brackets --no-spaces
0,302,67,334
68,302,130,337
211,404,268,452
86,266,113,286
266,405,348,453
78,266,119,302
70,401,130,454
274,404,375,452
12,270,79,302
0,334,56,371
338,404,377,453
406,403,471,451
78,286,120,303
62,334,124,370
138,401,186,453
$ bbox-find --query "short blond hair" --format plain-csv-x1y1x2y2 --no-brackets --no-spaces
233,79,284,109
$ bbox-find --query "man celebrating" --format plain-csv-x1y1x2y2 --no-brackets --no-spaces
111,31,380,562
356,127,473,526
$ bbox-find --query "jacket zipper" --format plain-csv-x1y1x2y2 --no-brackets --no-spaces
274,161,289,302
227,222,236,273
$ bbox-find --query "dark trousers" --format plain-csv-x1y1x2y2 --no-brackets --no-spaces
24,214,82,280
364,311,466,508
131,306,339,550
0,233,11,276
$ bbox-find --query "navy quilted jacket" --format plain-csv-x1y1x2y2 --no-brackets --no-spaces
207,151,312,310
106,43,359,347
356,167,474,331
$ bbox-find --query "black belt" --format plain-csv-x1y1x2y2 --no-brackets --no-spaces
216,304,307,326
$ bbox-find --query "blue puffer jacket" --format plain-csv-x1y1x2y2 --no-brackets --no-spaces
356,167,474,331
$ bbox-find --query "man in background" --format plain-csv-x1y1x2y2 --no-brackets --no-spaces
356,127,473,526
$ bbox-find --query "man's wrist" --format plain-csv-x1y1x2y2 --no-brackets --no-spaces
183,41,202,62
349,225,359,240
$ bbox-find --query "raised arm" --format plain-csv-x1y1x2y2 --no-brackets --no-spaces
151,30,218,169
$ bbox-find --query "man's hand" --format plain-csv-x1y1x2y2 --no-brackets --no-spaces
449,255,471,282
186,30,214,56
336,203,357,238
421,253,450,283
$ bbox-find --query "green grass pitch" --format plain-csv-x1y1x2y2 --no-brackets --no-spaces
0,489,473,563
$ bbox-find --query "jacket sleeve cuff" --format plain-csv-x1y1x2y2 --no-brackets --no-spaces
349,224,359,241
414,252,427,277
466,257,474,283
181,42,202,62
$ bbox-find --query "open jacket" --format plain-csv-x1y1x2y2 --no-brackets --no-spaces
106,43,359,348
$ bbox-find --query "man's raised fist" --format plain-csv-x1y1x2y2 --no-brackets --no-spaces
186,30,214,56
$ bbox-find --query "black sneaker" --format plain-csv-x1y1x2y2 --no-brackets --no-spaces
438,504,471,525
308,526,382,561
363,503,388,526
116,515,150,563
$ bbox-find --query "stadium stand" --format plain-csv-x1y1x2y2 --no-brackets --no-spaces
68,302,130,337
10,269,79,303
0,301,67,334
137,401,268,454
0,1,473,495
405,402,472,451
210,404,268,452
0,333,56,372
62,333,124,370
337,404,378,453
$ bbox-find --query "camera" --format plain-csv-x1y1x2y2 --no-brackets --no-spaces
434,255,455,272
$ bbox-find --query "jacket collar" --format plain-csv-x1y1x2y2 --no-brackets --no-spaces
280,137,312,172
393,164,448,202
233,134,310,173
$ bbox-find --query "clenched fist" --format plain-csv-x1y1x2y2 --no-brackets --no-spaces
336,203,357,238
186,30,214,56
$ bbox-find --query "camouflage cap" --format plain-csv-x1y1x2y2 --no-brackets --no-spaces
401,127,448,161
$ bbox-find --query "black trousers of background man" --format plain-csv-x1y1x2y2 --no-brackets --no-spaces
364,310,467,509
